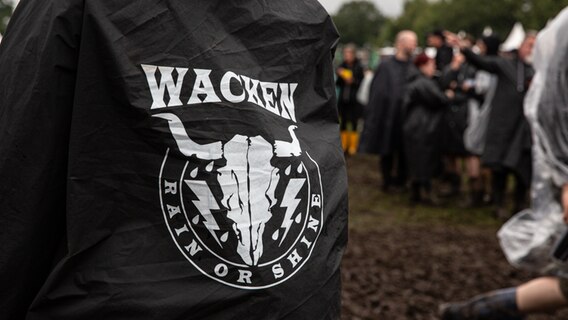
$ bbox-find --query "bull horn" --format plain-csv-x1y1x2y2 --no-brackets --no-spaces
153,113,222,160
274,125,302,157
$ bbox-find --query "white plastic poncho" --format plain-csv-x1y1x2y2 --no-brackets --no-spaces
498,7,568,274
464,70,497,155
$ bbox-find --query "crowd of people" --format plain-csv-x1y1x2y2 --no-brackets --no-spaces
337,28,537,219
336,9,568,318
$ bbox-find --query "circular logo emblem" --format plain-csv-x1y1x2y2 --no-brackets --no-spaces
157,116,323,289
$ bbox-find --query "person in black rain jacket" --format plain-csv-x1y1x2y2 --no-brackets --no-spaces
446,31,536,218
402,53,451,204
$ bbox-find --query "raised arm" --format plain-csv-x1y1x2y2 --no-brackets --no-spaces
461,48,502,74
444,31,502,74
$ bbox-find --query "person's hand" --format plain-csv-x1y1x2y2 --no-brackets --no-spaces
337,68,353,84
445,89,455,99
449,81,457,90
563,184,568,224
444,31,466,50
462,79,474,92
444,31,459,46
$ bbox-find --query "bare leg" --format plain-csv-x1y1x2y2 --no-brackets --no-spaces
464,156,483,207
517,277,568,313
466,156,480,179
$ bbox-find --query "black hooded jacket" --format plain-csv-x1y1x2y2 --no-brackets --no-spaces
462,48,534,184
402,72,449,181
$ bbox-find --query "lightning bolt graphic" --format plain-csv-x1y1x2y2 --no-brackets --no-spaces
185,179,223,247
279,178,306,246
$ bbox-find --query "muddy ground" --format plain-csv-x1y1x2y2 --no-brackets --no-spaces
340,155,568,319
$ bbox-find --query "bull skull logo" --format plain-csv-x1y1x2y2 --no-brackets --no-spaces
155,113,323,289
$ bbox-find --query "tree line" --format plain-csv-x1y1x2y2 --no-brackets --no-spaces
333,0,568,47
0,0,13,35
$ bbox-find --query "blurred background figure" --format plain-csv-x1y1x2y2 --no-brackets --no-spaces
402,53,451,204
462,34,502,207
336,43,365,156
439,51,475,200
427,29,454,76
359,30,417,192
447,30,536,219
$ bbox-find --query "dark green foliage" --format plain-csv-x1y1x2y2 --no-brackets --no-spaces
377,0,568,46
0,0,15,35
332,0,386,46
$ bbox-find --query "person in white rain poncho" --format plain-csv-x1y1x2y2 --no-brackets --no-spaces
441,7,568,319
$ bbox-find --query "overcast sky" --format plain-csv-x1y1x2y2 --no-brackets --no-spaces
317,0,404,17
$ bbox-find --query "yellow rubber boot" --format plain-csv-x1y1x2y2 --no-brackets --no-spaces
340,131,349,153
348,131,359,156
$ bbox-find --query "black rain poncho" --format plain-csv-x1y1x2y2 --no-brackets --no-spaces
402,72,449,181
0,1,348,319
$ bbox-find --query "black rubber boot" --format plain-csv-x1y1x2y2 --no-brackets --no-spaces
380,155,393,192
463,178,484,208
410,181,421,205
440,172,461,198
439,288,524,320
449,173,462,197
512,174,528,214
